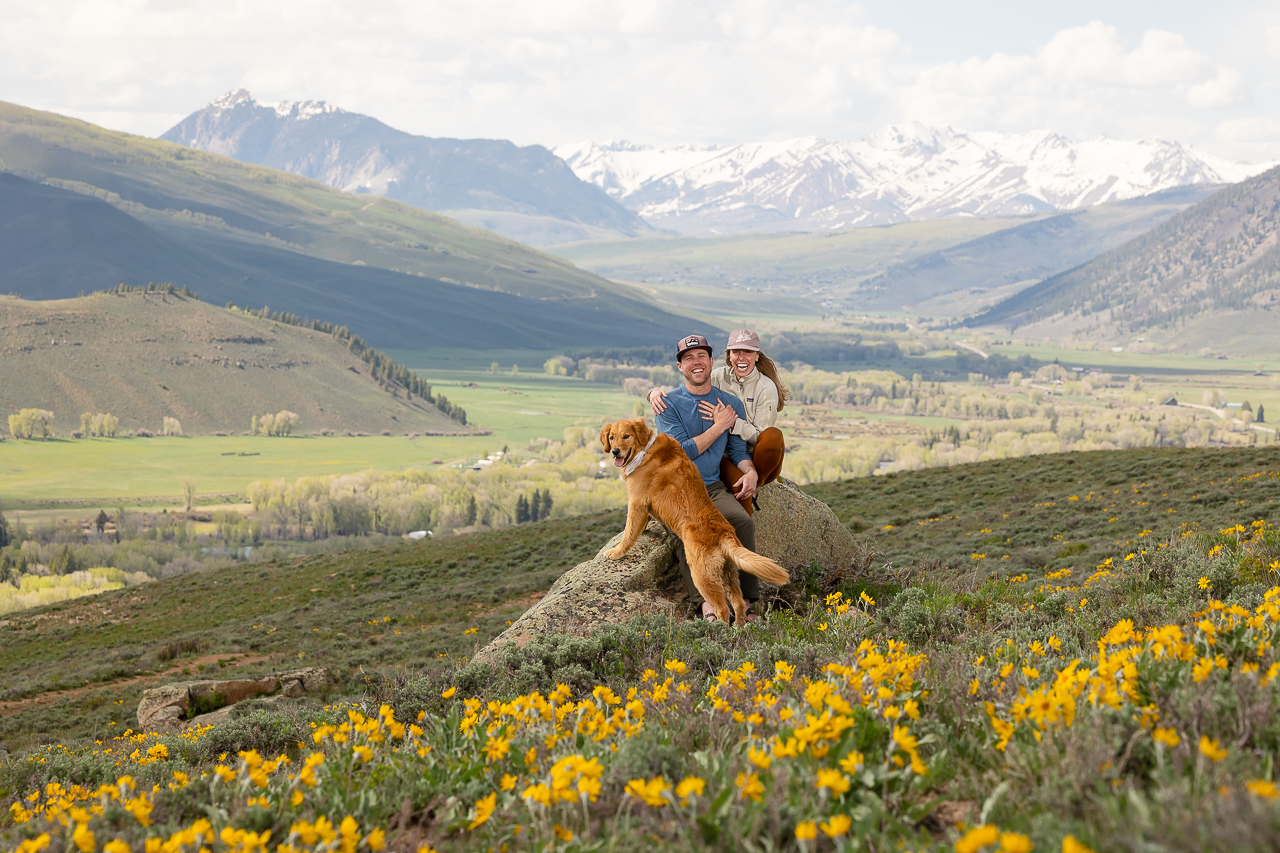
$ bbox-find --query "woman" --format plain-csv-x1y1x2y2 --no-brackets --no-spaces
649,328,789,515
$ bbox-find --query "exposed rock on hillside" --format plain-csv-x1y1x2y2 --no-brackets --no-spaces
473,478,858,663
136,668,329,733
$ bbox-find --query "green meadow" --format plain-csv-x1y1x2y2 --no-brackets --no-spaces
0,372,637,508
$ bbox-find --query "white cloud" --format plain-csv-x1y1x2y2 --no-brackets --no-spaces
0,2,1275,160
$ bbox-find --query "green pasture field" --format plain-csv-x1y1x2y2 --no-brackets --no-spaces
0,436,476,509
0,373,637,508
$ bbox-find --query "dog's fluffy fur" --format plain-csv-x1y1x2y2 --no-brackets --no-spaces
600,417,789,624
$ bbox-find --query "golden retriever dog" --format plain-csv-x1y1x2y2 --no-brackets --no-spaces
599,418,789,624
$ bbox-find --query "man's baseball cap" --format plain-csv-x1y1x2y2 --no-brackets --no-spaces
725,329,761,352
675,334,713,360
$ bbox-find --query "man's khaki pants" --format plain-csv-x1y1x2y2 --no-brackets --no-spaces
673,480,759,605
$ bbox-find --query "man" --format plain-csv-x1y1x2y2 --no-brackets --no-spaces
655,334,762,622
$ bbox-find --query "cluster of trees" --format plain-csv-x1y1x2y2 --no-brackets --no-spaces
515,489,554,524
101,283,198,299
224,302,466,424
79,412,120,437
777,365,1272,484
241,429,622,540
161,416,184,437
251,411,300,436
8,409,54,439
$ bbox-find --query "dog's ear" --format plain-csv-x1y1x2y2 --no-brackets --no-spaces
633,418,653,447
599,422,612,452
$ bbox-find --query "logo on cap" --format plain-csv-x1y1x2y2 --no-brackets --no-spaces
733,331,752,343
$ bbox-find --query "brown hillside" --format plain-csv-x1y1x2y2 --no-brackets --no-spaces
0,292,466,436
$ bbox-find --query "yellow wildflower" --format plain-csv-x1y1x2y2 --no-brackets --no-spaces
955,823,999,853
1246,779,1278,799
467,792,497,829
675,776,705,804
625,777,669,807
795,821,817,840
820,814,852,838
1199,736,1228,762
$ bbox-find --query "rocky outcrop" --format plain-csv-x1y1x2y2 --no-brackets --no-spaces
136,668,329,733
473,477,857,663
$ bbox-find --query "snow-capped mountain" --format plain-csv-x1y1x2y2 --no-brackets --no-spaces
554,126,1275,235
162,91,649,246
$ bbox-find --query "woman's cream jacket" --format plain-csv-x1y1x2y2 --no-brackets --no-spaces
711,365,779,447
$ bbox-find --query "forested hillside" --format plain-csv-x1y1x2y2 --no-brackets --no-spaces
972,164,1280,344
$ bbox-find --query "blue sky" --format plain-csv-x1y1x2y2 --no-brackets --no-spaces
1,0,1277,161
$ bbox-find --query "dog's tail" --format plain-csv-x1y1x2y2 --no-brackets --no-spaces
721,541,790,586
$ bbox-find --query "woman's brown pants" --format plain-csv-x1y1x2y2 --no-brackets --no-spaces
719,427,785,516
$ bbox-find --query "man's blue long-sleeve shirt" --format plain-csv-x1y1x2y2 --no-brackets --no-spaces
655,385,751,487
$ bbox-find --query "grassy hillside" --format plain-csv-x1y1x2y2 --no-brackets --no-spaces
0,291,463,435
971,165,1280,350
1,445,1274,747
1,446,1278,851
0,102,707,349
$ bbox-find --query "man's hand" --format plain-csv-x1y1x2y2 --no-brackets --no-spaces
711,401,737,431
733,464,759,500
648,388,668,415
691,401,739,455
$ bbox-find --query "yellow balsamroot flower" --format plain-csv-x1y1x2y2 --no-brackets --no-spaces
1000,832,1033,852
72,823,95,853
1062,836,1095,853
624,777,669,807
955,823,999,853
664,659,687,674
483,736,510,763
820,814,852,838
675,776,705,804
352,746,373,763
500,774,518,791
748,746,772,769
104,841,131,853
1198,576,1211,590
366,828,386,851
795,821,817,840
441,686,457,699
1246,779,1279,799
1199,736,1228,762
839,750,864,774
1152,727,1180,748
815,768,851,796
736,772,765,802
467,792,497,830
16,835,51,853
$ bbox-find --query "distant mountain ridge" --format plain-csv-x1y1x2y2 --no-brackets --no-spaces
555,127,1275,236
970,164,1280,351
162,90,651,246
0,101,704,352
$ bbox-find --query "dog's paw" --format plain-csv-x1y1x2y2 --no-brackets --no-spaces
604,547,627,561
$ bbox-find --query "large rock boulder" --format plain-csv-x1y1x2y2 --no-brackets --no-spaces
473,477,857,664
136,667,329,732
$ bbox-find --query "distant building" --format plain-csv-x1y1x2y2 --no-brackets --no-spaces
1163,397,1179,406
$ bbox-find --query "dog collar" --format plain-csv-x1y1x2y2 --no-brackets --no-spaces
623,435,658,476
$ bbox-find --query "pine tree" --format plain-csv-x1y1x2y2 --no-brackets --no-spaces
1257,404,1266,423
515,495,529,524
465,494,478,526
95,509,109,536
540,489,553,520
0,508,9,548
530,490,542,522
